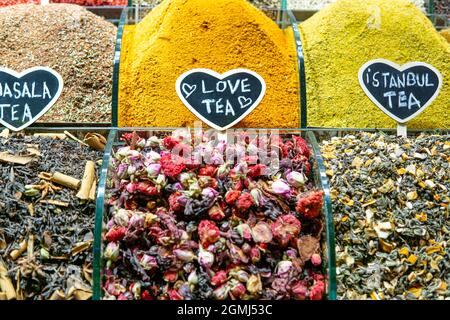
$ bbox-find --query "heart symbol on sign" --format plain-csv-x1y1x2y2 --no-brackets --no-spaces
358,59,442,123
176,68,266,130
0,67,63,131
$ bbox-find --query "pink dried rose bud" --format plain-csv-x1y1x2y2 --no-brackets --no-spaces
211,270,228,286
104,242,120,262
198,249,215,269
213,284,230,300
311,253,322,266
291,281,308,300
236,223,253,241
208,205,225,221
271,179,291,197
250,247,261,263
229,269,249,283
113,209,130,227
163,270,178,283
198,220,221,247
276,260,293,276
286,171,307,187
173,249,195,262
168,289,184,300
146,163,161,178
309,280,325,300
139,254,158,271
251,222,273,243
271,214,301,247
229,279,246,298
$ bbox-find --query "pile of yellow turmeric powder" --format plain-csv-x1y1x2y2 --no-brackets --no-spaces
118,0,299,128
441,28,450,44
300,0,450,129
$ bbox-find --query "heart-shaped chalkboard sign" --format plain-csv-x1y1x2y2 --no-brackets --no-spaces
0,67,63,131
358,59,442,123
176,68,266,130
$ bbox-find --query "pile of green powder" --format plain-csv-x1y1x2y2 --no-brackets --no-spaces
300,0,450,129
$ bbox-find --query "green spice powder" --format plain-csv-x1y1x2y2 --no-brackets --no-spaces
300,0,450,129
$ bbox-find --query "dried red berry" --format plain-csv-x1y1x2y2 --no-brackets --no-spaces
160,154,186,177
236,192,254,212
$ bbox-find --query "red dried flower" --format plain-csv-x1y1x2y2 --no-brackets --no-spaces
199,165,217,177
136,182,159,196
168,289,184,300
309,280,325,300
208,205,225,221
141,290,154,300
225,190,240,205
271,215,301,247
163,270,178,283
211,270,228,286
163,136,179,150
296,190,324,219
198,220,221,248
291,281,308,300
247,164,267,178
236,192,254,212
293,136,311,158
105,226,127,242
230,282,246,298
160,154,186,177
168,192,184,213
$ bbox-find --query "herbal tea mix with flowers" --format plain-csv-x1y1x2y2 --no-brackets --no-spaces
101,130,327,300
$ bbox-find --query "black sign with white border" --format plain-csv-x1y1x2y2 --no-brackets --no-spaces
176,68,266,131
0,66,63,131
358,59,442,124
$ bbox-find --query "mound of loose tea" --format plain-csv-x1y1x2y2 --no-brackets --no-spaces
0,4,116,123
119,0,299,128
320,132,450,300
102,130,326,300
299,0,450,129
0,130,103,300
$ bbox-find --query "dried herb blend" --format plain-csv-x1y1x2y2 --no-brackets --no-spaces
118,0,299,128
102,131,326,300
320,132,450,300
0,4,116,123
0,130,103,300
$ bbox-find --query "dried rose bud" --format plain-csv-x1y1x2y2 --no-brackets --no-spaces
117,163,128,179
250,247,261,263
168,289,184,300
129,213,145,229
198,220,221,247
271,179,291,197
144,213,158,228
179,172,192,186
236,192,254,212
286,171,307,187
208,205,225,221
250,188,265,206
271,215,301,247
230,269,249,282
139,254,158,271
310,280,325,300
127,164,137,176
236,223,252,241
199,165,217,177
104,242,120,262
276,260,293,276
114,209,130,227
217,163,230,179
246,274,262,295
188,271,198,285
296,190,324,219
163,270,178,283
291,281,308,300
242,243,251,254
212,285,230,300
131,282,141,300
198,249,215,269
105,227,127,242
173,249,195,262
211,270,228,286
247,164,267,178
311,253,322,266
225,190,240,205
146,163,161,178
202,187,219,199
228,243,249,264
229,279,246,298
147,150,161,161
188,181,202,198
251,222,273,243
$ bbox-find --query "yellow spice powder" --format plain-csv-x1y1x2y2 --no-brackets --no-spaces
441,28,450,44
300,0,450,129
119,0,299,128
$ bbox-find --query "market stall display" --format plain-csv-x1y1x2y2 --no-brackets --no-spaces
0,129,105,300
100,130,332,300
299,0,450,129
287,0,426,11
320,132,449,300
117,0,299,128
0,4,116,123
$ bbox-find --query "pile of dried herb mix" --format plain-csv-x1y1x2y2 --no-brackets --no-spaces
0,4,116,123
0,130,103,300
102,131,327,300
320,132,449,300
